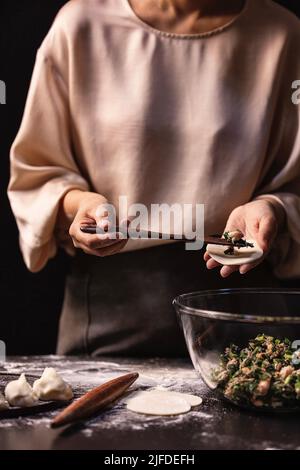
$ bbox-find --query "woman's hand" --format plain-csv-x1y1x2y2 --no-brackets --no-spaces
204,198,286,278
61,190,128,257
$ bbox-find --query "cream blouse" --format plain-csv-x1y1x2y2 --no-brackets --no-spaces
8,0,300,278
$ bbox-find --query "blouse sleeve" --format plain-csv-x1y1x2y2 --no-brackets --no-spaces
253,76,300,279
8,45,90,272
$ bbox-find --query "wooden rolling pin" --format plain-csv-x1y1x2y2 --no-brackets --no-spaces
51,372,139,428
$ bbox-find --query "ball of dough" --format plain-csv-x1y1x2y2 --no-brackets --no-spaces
0,392,9,410
5,373,38,407
33,368,73,401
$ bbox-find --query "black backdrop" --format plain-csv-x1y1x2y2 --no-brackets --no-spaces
0,1,299,355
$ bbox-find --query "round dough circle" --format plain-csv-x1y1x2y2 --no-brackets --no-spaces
127,391,191,416
168,392,202,407
151,388,202,407
206,239,263,266
127,392,191,416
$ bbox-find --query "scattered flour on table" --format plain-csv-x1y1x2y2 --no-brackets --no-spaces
1,357,213,436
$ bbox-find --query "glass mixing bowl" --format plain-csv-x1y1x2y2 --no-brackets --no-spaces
173,288,300,412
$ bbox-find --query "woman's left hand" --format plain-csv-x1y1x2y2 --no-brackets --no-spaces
204,199,285,278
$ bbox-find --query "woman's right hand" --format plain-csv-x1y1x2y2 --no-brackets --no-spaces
65,191,128,257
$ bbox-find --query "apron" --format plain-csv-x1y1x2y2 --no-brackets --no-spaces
56,243,280,357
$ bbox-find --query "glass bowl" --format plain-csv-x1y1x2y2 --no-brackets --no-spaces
173,288,300,412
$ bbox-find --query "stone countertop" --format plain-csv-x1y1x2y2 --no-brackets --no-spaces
0,356,299,450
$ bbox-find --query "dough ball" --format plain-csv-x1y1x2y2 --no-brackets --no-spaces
206,239,263,266
33,368,73,401
0,392,9,410
5,373,38,407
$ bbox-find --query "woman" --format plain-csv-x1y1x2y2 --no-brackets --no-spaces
8,0,300,356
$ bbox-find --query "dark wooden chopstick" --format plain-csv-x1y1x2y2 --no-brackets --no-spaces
80,224,251,248
51,372,139,428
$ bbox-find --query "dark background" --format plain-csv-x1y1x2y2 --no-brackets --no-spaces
0,1,300,355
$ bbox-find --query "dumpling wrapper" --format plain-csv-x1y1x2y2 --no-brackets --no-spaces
33,367,73,401
5,373,38,407
126,389,202,416
151,387,202,406
0,392,9,410
206,239,263,266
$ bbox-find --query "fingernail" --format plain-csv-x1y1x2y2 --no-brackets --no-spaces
239,267,248,274
220,268,229,278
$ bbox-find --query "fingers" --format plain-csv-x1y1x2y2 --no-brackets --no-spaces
223,206,244,234
74,238,127,257
67,196,129,257
204,251,221,269
206,257,221,270
204,200,278,278
96,216,111,233
71,227,123,248
204,249,254,277
237,213,277,274
204,250,240,277
70,213,127,255
238,259,261,275
257,214,277,253
81,240,127,258
205,257,240,277
93,239,128,257
220,265,240,278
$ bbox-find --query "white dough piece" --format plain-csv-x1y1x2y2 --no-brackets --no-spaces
206,239,263,266
127,391,190,416
0,392,9,410
152,387,203,406
5,373,38,407
126,389,202,416
33,368,73,401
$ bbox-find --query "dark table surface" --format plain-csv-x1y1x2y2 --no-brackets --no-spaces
0,356,299,450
